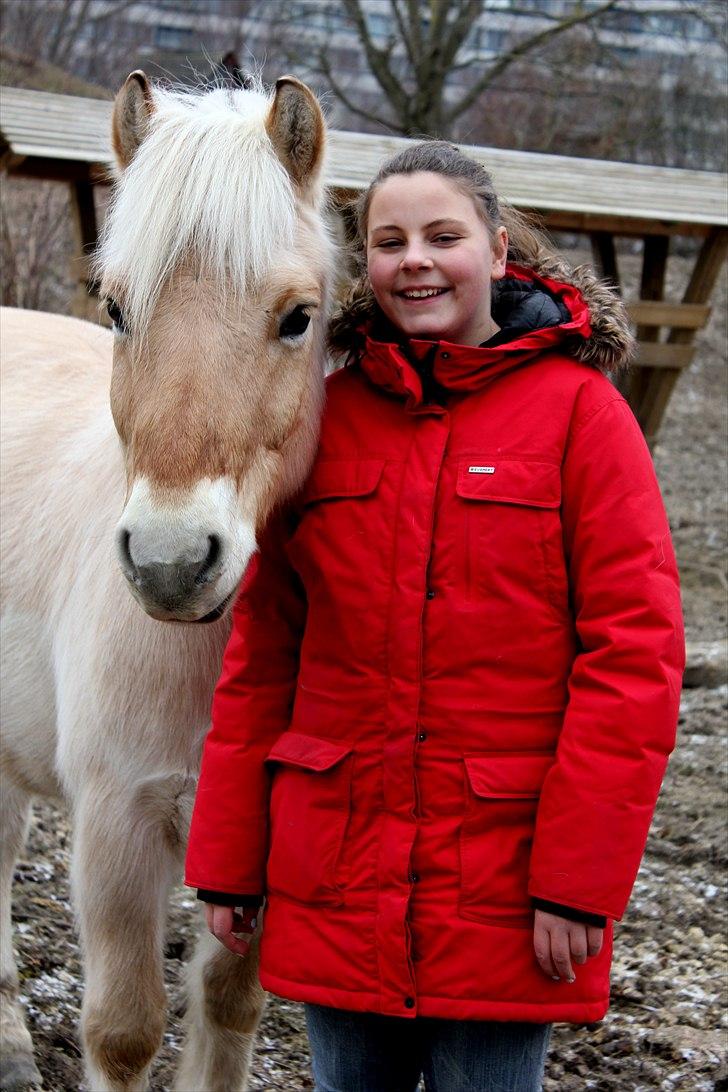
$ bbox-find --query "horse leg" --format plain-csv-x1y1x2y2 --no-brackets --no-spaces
0,780,42,1092
175,925,265,1092
72,779,177,1092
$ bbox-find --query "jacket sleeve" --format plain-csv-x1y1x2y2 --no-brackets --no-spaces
528,392,685,921
184,511,306,897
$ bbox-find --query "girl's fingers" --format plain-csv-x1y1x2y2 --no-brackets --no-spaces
587,925,604,957
550,928,575,983
569,924,588,965
533,920,557,979
534,911,603,982
204,903,251,957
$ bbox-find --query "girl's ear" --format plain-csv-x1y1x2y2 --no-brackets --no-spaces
491,227,508,280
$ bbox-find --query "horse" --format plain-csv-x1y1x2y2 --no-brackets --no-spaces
0,71,334,1091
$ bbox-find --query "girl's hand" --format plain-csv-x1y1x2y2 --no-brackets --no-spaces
204,903,259,957
533,909,603,983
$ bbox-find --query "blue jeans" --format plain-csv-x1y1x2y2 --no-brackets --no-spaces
305,1004,551,1092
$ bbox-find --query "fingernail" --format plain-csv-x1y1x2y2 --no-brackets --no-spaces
567,976,576,983
551,976,560,981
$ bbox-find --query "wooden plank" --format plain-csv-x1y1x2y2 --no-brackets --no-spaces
626,301,710,328
2,86,726,228
532,210,712,238
2,156,109,183
633,343,695,368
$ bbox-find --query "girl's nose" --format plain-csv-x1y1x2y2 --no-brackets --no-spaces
400,246,433,271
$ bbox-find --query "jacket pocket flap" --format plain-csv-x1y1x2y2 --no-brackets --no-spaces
464,752,554,799
267,732,352,772
302,459,385,504
456,460,560,508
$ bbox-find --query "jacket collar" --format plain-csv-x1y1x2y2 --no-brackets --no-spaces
330,256,636,391
357,264,594,408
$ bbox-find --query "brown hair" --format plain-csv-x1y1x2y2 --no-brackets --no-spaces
354,139,551,268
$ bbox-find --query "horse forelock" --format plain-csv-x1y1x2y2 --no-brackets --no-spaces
95,85,299,333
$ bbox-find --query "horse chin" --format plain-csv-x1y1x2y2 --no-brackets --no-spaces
125,582,236,625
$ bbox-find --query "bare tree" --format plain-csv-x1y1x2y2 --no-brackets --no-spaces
0,180,74,312
311,0,625,137
0,0,149,89
308,0,726,152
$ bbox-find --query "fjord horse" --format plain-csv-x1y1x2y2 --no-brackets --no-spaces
0,72,333,1091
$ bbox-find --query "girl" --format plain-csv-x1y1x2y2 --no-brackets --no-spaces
185,142,684,1091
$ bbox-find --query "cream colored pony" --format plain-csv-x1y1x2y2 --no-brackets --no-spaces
0,72,333,1091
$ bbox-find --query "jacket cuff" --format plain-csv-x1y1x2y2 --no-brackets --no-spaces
532,898,607,928
196,890,264,908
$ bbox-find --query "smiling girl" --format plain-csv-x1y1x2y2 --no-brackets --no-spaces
186,142,684,1091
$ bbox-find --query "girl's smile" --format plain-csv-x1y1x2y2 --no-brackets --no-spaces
366,171,507,345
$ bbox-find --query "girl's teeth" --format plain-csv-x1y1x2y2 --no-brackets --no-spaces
403,288,444,298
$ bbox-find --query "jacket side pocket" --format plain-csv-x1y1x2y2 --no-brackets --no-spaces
266,732,353,906
459,751,553,928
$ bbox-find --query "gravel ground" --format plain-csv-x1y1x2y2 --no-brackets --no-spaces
8,255,728,1090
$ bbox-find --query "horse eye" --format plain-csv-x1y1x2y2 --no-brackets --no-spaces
106,298,128,333
278,305,311,340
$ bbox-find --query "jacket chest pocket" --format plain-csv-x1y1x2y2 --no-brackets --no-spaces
459,752,553,928
266,732,353,907
455,459,566,612
286,459,385,588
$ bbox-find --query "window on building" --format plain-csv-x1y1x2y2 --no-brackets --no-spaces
155,25,195,50
481,29,506,52
367,12,390,39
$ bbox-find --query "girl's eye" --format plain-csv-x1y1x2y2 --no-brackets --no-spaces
433,234,460,244
106,298,128,333
278,305,311,340
375,239,404,249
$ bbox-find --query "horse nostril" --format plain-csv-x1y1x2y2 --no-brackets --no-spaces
118,528,134,572
195,535,221,586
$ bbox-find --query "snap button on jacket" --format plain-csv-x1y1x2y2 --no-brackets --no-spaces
186,263,684,1023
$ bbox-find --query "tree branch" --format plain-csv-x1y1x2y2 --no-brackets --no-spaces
438,0,483,72
405,0,424,62
317,47,402,133
444,0,621,124
391,0,418,70
341,0,409,118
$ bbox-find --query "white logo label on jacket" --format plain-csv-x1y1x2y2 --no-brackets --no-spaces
468,466,496,474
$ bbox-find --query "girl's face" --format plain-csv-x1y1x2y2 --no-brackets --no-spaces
366,172,508,346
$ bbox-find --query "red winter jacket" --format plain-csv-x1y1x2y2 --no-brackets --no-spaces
185,261,684,1023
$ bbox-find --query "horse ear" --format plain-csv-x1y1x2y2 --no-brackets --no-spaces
266,77,325,200
112,71,154,170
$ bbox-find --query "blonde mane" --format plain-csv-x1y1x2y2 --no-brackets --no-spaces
95,83,297,333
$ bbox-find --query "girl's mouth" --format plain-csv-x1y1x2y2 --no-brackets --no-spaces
398,287,449,301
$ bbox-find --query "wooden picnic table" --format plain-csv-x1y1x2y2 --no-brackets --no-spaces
2,85,726,445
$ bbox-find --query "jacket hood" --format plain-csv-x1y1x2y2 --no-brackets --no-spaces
328,253,635,376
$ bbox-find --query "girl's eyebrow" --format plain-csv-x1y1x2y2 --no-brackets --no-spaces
370,218,468,234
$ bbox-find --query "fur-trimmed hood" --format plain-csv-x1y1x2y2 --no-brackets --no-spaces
329,252,634,375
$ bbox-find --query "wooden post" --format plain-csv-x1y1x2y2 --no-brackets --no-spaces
69,176,100,322
589,231,621,294
639,227,728,446
628,234,670,432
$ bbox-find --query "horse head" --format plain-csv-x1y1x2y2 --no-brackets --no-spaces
96,72,333,622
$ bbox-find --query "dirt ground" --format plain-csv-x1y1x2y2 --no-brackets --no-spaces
7,254,727,1090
